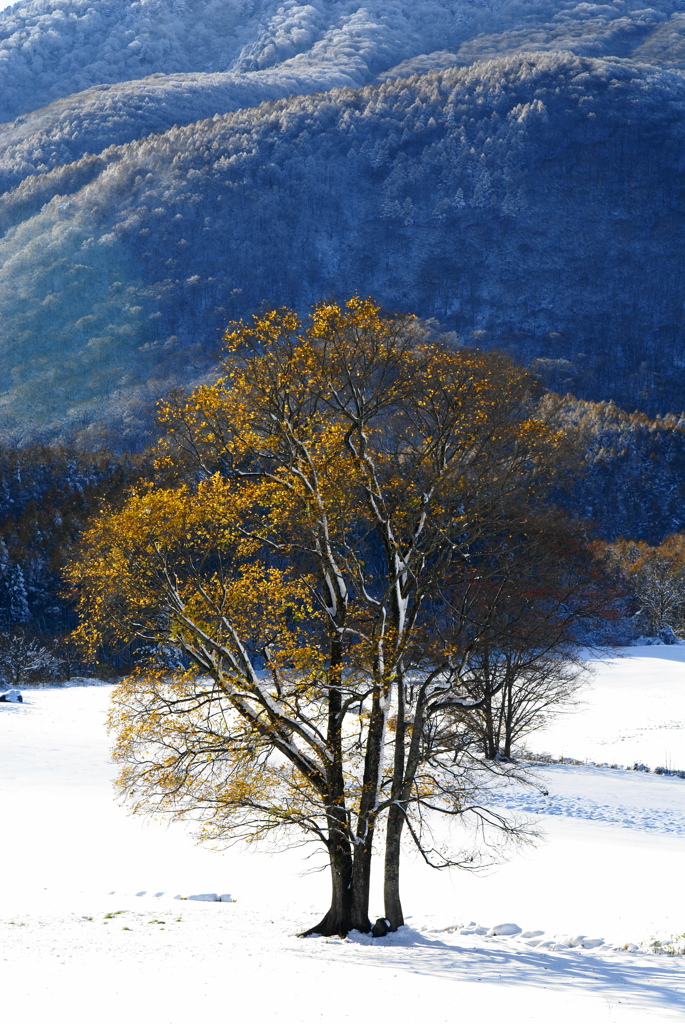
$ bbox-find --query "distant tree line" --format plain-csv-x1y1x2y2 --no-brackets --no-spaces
550,396,685,544
0,442,144,680
2,365,685,681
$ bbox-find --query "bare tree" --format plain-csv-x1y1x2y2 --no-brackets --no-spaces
599,534,685,636
0,631,59,687
445,519,607,760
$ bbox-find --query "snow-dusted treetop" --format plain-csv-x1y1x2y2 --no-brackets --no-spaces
2,0,685,440
2,50,685,444
1,0,685,125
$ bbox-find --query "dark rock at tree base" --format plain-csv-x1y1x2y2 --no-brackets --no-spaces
371,918,391,938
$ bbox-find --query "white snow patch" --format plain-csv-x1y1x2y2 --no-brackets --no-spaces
488,922,522,936
1,657,685,1022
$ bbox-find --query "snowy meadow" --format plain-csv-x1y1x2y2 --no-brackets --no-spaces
1,646,684,1022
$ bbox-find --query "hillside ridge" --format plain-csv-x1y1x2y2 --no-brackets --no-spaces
3,2,685,440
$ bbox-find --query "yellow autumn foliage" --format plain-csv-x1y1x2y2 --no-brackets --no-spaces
65,297,572,933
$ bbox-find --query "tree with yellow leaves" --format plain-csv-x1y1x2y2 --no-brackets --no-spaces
66,297,579,936
598,533,685,638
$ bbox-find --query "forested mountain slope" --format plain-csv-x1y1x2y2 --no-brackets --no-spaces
4,1,685,192
4,1,680,124
3,0,685,440
551,397,685,543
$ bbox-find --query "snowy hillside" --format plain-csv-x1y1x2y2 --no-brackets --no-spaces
4,1,685,439
1,647,684,1021
2,0,685,127
0,0,505,123
5,53,685,442
4,0,685,191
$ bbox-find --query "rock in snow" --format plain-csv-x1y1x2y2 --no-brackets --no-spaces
0,689,22,703
175,892,234,902
489,923,522,936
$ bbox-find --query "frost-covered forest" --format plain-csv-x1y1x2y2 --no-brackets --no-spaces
3,1,685,439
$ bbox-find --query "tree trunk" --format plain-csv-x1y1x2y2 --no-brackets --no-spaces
483,694,497,759
348,673,388,933
301,814,355,936
383,675,407,930
382,674,429,931
503,671,514,759
304,639,372,936
302,831,373,936
350,833,373,934
383,801,405,930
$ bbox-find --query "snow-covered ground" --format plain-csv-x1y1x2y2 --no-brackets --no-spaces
1,648,684,1022
535,646,685,770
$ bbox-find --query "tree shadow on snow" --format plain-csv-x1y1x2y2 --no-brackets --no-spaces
301,928,685,1015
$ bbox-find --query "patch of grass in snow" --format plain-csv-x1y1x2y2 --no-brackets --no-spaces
525,750,685,777
103,910,126,919
645,934,685,955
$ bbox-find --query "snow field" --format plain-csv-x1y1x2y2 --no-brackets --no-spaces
532,647,685,770
1,651,684,1021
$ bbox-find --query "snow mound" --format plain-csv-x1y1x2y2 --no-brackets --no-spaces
444,923,616,953
174,892,234,902
488,922,522,936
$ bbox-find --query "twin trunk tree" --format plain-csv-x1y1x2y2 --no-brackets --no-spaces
68,297,592,935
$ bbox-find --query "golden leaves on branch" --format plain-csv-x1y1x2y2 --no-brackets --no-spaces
66,293,571,856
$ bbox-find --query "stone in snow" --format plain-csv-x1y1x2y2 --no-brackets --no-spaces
561,935,604,949
182,893,234,902
0,689,22,702
488,923,522,936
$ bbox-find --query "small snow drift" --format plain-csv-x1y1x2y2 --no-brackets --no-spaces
488,922,522,936
0,689,22,703
175,892,234,902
